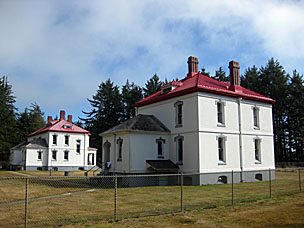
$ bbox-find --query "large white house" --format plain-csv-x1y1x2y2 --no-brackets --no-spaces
100,56,275,185
10,110,97,171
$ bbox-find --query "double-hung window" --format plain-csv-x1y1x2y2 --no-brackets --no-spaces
174,135,184,165
52,135,57,145
117,138,123,161
253,106,260,129
156,138,165,159
217,136,227,165
254,138,261,163
76,140,81,154
216,100,225,126
174,101,183,127
52,150,57,160
37,151,42,160
64,151,69,161
65,135,69,145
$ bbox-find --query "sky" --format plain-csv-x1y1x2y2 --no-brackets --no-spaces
1,0,304,121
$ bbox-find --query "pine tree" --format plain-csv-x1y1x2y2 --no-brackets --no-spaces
0,76,17,162
212,67,229,82
201,67,210,77
143,74,163,98
259,58,289,162
241,66,261,91
121,80,143,121
82,79,123,162
286,70,304,161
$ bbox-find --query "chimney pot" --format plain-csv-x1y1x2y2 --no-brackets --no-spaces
47,116,52,124
60,110,65,120
187,56,199,78
68,115,72,123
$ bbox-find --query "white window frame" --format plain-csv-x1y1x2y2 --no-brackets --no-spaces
217,135,227,165
52,134,57,145
252,106,260,129
37,151,42,161
64,150,69,161
174,101,183,128
52,150,57,161
174,135,184,165
87,153,95,165
254,137,262,164
76,140,81,155
64,135,70,146
117,138,123,161
216,100,226,127
156,137,165,159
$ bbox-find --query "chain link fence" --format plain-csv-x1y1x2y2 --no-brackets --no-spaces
0,168,303,227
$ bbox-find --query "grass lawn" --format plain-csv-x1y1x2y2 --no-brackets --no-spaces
0,170,303,227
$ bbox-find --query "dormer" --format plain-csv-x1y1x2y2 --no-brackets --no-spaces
63,125,73,129
161,81,182,94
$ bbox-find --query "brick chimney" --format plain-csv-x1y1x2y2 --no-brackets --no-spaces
229,60,242,92
60,110,65,120
68,115,72,123
47,116,52,124
187,56,199,78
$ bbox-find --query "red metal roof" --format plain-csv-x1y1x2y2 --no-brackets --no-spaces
28,119,91,137
134,73,275,107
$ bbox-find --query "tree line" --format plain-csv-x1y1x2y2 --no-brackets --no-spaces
1,58,304,164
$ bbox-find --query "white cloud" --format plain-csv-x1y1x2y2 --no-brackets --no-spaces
0,0,303,119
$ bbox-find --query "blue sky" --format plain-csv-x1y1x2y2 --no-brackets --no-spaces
1,0,304,121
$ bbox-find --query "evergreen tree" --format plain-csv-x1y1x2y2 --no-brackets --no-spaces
82,79,122,162
16,103,45,143
143,74,163,98
212,67,229,82
259,58,289,162
241,66,261,91
121,80,143,121
0,76,17,162
286,70,304,161
201,67,210,77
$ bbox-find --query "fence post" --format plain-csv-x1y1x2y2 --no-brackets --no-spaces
114,174,117,222
24,175,28,228
231,170,234,206
180,171,183,212
299,168,302,193
269,168,272,198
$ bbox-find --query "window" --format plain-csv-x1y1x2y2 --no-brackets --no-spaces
156,138,165,158
76,140,81,154
37,151,42,160
217,136,226,165
52,135,57,145
174,135,184,165
65,135,69,145
88,153,95,165
52,150,57,160
254,138,261,163
253,106,260,129
117,138,123,161
216,101,225,126
174,101,183,127
64,151,69,161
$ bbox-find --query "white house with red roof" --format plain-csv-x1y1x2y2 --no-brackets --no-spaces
101,56,275,185
10,110,97,171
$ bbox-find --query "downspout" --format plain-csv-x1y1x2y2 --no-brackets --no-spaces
238,98,243,182
84,133,86,169
114,134,116,175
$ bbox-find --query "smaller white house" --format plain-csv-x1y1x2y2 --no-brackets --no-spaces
10,110,97,171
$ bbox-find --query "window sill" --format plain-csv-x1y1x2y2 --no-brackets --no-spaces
254,126,260,130
158,156,164,159
76,153,80,155
175,124,183,128
255,160,261,164
217,123,226,127
218,161,226,165
117,159,122,162
37,159,42,161
176,161,183,165
64,160,69,162
52,159,57,161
